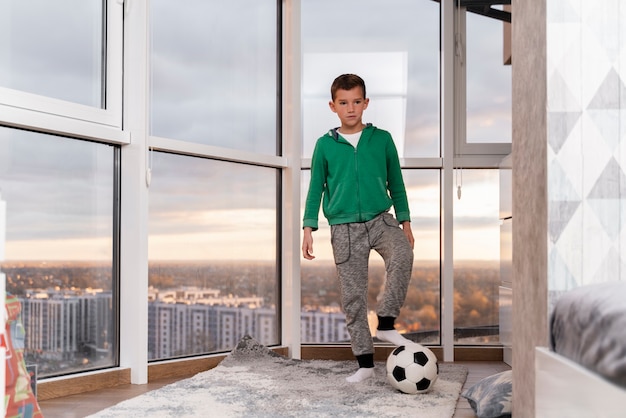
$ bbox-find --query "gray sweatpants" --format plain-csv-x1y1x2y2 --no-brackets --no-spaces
330,211,414,356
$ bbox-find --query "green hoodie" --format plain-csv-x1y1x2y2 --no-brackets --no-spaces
303,124,410,230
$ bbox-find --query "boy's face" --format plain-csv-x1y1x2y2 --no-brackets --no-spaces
329,87,369,134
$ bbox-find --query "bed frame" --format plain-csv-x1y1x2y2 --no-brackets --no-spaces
535,347,626,417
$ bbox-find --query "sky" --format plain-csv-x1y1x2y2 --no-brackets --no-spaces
0,1,509,262
0,0,102,106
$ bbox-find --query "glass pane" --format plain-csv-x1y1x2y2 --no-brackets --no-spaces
453,169,501,344
150,1,278,155
0,127,117,378
300,170,441,345
400,170,441,344
300,171,338,345
466,13,512,143
148,152,279,360
0,0,104,107
301,0,440,158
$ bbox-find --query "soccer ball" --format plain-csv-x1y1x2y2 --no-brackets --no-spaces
386,342,439,394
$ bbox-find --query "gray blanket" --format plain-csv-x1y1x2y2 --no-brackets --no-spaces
550,281,626,388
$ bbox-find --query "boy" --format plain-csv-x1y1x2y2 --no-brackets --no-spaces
302,74,415,383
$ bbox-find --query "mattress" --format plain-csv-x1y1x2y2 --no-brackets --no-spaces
550,281,626,389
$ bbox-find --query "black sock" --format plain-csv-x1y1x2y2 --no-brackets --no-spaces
377,316,395,331
356,353,375,368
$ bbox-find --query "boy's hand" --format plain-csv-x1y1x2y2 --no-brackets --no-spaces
302,227,315,260
401,221,415,249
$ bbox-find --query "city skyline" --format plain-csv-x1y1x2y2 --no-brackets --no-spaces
5,257,499,378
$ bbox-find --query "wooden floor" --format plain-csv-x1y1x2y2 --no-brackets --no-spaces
38,361,511,418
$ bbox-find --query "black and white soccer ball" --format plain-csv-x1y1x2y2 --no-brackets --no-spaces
386,342,439,394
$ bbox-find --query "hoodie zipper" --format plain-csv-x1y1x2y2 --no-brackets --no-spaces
353,144,362,222
333,128,363,222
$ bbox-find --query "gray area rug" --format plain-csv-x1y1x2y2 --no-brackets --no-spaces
89,336,468,418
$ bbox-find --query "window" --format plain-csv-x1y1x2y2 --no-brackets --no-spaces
301,0,440,159
0,0,103,106
465,12,511,144
0,0,123,131
401,170,441,343
453,169,500,344
0,126,118,378
147,0,282,361
455,6,512,157
300,0,442,347
0,1,515,388
150,0,278,155
147,152,279,360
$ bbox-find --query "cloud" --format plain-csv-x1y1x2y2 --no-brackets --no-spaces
0,128,114,243
150,1,277,153
148,151,277,213
3,0,103,105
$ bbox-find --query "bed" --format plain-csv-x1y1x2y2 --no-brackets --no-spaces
535,281,626,417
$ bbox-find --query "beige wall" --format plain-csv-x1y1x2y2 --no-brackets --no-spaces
512,0,549,416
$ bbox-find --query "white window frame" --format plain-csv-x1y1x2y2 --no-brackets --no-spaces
0,0,127,144
454,5,511,161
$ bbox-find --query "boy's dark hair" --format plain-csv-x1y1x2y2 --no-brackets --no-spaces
330,74,366,101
